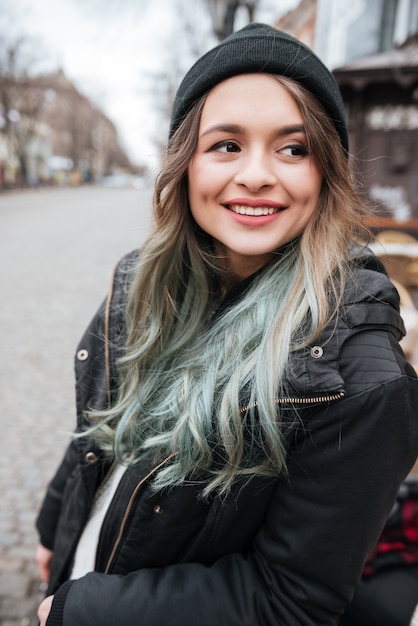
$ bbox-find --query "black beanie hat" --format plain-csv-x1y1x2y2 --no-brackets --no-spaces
170,22,348,153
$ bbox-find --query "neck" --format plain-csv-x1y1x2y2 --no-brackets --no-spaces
215,246,275,288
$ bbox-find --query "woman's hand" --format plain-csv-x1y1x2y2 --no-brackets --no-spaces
36,543,53,583
38,595,54,626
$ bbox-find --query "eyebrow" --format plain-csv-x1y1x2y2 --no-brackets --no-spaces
199,123,306,137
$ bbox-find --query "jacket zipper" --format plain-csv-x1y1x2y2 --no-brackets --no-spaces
103,453,176,574
102,392,343,572
240,391,345,413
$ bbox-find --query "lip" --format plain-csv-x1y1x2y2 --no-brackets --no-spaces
222,197,286,227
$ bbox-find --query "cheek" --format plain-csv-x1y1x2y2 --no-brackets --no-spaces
188,157,229,201
187,160,207,205
309,163,324,192
293,166,323,207
188,163,209,227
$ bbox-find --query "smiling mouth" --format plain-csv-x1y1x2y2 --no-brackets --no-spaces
227,204,283,216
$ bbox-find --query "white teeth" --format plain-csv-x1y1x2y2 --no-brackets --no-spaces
230,205,279,216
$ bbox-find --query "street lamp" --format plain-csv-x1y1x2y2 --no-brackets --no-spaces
208,0,259,41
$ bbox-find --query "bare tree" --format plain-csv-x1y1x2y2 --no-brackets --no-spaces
147,0,216,161
0,32,47,184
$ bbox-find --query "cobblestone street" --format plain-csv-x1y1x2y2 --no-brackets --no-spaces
0,186,152,625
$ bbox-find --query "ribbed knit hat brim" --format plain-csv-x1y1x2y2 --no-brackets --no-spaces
169,23,348,153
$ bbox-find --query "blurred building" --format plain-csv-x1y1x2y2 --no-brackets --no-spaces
334,34,418,230
274,0,316,48
313,0,417,69
38,69,134,185
276,0,418,72
0,68,137,189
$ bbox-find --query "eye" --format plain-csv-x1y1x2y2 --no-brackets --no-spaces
210,140,240,154
281,144,309,158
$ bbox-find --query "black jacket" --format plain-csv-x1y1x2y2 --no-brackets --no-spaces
37,248,418,626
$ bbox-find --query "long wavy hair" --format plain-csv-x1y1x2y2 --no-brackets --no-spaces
88,75,371,496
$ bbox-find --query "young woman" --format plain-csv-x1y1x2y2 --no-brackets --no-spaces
36,23,418,626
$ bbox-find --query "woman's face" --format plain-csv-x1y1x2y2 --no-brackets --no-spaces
187,73,324,280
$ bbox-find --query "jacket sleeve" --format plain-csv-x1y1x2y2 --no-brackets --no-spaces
45,330,418,626
36,251,135,553
35,296,108,550
36,439,80,550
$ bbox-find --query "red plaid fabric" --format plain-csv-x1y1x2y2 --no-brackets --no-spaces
363,478,418,577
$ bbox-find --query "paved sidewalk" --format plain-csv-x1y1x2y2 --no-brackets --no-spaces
0,186,152,625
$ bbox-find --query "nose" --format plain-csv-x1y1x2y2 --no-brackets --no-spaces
233,147,277,191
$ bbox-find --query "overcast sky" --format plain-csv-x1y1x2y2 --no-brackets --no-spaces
1,0,298,170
